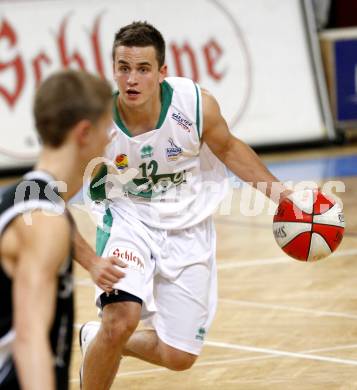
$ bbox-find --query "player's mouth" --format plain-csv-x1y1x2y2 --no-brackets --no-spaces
126,89,140,99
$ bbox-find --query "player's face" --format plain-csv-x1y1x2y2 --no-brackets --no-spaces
113,45,167,108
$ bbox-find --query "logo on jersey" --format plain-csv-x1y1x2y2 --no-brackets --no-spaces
130,170,187,198
115,154,128,170
141,145,154,159
171,111,193,132
195,327,206,341
166,138,182,161
111,246,145,274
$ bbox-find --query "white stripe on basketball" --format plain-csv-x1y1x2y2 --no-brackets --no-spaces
308,233,332,261
313,203,345,227
273,222,311,247
288,189,314,214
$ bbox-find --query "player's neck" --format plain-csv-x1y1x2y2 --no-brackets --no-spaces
117,89,161,136
35,147,83,201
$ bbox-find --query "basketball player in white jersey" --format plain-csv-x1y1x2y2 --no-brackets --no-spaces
75,21,290,389
0,70,115,390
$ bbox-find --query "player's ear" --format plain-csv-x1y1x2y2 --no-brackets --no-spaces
112,61,117,82
159,64,168,83
72,119,92,146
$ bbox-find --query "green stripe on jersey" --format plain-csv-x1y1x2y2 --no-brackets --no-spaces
89,164,107,201
112,80,173,137
96,208,113,256
156,80,173,128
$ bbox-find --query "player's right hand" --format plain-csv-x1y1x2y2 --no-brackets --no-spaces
90,256,127,292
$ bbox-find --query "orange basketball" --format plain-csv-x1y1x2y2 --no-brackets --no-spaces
273,189,345,261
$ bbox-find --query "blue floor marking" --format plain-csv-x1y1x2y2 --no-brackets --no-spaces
229,154,357,185
266,155,357,182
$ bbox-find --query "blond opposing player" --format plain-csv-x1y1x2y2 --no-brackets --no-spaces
0,70,115,390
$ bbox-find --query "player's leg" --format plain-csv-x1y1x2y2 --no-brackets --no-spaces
123,217,217,370
123,328,197,370
82,323,197,372
81,209,155,389
82,298,141,390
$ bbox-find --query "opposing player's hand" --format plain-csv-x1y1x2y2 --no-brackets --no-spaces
90,256,127,292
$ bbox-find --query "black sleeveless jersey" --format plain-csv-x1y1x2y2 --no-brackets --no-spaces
0,171,74,390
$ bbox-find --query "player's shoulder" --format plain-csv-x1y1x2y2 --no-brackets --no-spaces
11,211,71,274
164,76,198,92
164,77,215,100
200,88,220,117
14,210,71,248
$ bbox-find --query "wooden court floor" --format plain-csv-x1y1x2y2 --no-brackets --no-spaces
4,144,357,389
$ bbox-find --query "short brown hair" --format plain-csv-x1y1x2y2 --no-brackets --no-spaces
34,70,112,147
112,21,166,68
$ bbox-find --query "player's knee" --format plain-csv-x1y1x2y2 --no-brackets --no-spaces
163,350,197,371
102,316,139,345
101,303,140,345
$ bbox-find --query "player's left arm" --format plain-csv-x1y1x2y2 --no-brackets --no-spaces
201,89,290,203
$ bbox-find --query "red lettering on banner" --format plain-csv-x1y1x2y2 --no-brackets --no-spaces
32,52,51,86
170,42,199,82
0,14,227,110
90,13,105,78
203,38,225,81
0,19,25,108
58,14,86,70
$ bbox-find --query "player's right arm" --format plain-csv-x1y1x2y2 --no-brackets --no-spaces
11,212,70,390
73,152,128,291
201,89,291,203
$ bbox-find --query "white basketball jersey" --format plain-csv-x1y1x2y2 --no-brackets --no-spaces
90,77,229,230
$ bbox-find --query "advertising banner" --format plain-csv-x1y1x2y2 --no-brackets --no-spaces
0,0,331,169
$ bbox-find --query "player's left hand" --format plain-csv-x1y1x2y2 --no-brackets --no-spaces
89,255,127,292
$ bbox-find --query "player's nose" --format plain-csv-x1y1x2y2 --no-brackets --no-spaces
127,70,138,85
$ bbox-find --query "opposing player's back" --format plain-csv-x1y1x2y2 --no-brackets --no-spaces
0,171,73,389
0,69,112,390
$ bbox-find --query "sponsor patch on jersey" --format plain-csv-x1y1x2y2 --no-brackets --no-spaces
195,327,206,341
166,138,182,161
171,111,193,132
140,145,154,159
110,246,145,274
115,154,128,170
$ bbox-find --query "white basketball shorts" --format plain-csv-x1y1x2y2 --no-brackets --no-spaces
94,204,217,355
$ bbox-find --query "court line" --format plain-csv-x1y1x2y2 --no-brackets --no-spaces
204,341,357,366
306,343,357,354
219,298,357,320
72,250,357,381
215,218,357,238
69,337,357,383
217,256,288,269
217,248,357,270
74,248,357,287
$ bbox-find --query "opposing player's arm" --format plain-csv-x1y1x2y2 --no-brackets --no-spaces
12,212,70,390
201,89,290,203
